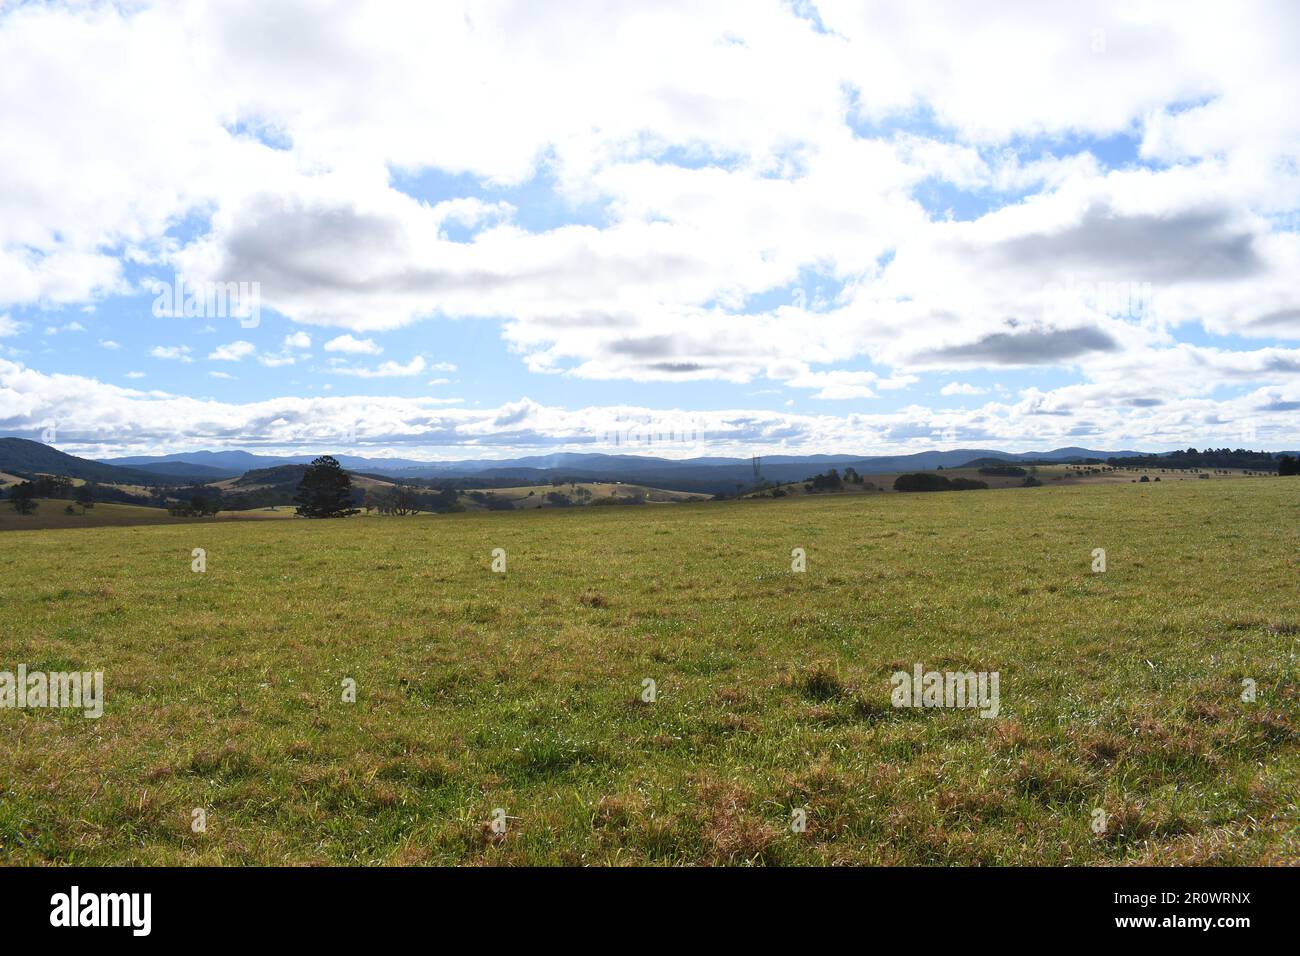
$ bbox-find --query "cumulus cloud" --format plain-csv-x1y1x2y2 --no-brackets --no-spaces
43,321,85,335
149,345,193,363
323,334,383,355
330,356,426,378
1,358,1294,459
208,340,256,361
1,1,1298,449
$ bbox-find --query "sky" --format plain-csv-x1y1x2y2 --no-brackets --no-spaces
1,0,1298,460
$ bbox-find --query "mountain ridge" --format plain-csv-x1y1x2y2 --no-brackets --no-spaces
2,438,1292,500
102,445,1149,476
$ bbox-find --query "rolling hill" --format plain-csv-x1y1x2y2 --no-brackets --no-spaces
0,437,173,486
6,437,1276,499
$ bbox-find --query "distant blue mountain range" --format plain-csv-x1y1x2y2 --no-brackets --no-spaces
99,446,1153,491
6,437,1292,496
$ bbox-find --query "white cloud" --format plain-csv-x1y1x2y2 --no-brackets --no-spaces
208,340,256,361
257,353,301,368
941,382,989,396
3,357,1294,458
331,356,426,378
0,1,1297,448
43,320,85,335
777,365,919,400
323,334,383,355
149,345,193,363
98,338,121,350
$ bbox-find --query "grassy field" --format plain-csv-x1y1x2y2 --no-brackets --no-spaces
0,479,1296,865
464,481,710,507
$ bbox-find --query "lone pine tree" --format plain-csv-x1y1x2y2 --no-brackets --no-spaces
293,455,360,518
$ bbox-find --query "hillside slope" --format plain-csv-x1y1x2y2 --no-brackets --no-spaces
0,437,170,486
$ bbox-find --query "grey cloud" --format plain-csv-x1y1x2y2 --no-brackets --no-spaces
1263,356,1300,374
610,336,679,358
919,326,1118,365
213,196,705,304
1251,309,1300,333
648,362,706,373
984,202,1264,282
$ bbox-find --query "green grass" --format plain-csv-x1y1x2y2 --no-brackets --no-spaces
0,479,1296,865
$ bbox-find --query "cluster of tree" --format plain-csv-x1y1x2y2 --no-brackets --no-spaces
1280,454,1299,476
4,479,101,514
28,475,74,498
362,484,462,515
978,464,1027,477
537,487,597,507
5,481,39,514
466,490,515,510
804,469,844,492
1109,448,1280,471
893,473,988,492
169,491,222,516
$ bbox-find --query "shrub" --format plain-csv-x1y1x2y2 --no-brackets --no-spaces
893,473,988,492
893,472,951,492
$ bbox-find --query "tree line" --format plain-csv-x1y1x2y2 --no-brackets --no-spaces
1109,448,1284,471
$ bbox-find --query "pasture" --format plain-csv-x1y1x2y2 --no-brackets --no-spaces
0,478,1295,864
